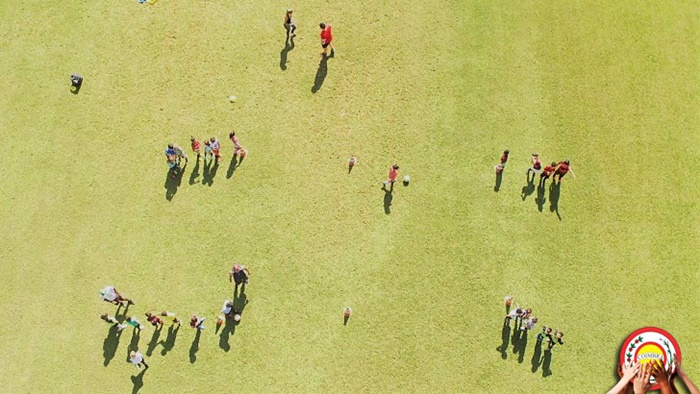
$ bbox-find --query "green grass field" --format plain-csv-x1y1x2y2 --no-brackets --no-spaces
1,0,698,392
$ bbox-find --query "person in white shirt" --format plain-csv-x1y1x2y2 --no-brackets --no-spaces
129,351,149,370
100,286,134,306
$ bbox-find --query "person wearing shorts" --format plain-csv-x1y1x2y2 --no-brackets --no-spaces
129,351,149,370
145,312,164,328
210,137,221,163
229,264,251,290
190,137,201,159
539,161,557,186
221,300,234,319
100,286,134,306
526,153,542,179
553,160,575,183
125,316,142,331
190,315,206,330
173,144,188,165
204,140,213,163
284,9,297,40
382,164,400,191
229,131,247,158
319,23,334,56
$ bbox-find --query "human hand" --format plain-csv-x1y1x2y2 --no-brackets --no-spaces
634,363,652,394
622,362,641,382
651,360,673,393
673,358,685,377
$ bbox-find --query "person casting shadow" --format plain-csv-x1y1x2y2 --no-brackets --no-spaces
542,349,553,377
494,172,503,192
131,369,146,394
497,318,511,359
549,182,561,220
311,53,332,93
159,324,180,356
189,329,201,363
531,336,544,372
280,36,295,70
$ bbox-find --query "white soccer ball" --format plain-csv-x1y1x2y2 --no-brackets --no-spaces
233,314,241,322
403,175,411,183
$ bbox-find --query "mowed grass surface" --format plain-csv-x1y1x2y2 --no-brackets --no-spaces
0,0,698,392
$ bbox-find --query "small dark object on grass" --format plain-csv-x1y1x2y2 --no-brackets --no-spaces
70,73,83,94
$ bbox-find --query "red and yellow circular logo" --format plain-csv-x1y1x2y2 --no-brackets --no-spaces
619,327,681,391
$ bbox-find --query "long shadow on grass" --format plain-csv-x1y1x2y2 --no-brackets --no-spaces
280,36,295,70
531,336,543,372
542,349,553,377
494,172,503,192
226,155,238,179
103,324,122,366
549,182,561,220
164,163,186,201
536,181,547,211
131,369,146,394
202,160,219,186
521,175,535,200
496,318,511,359
312,52,333,93
382,185,393,214
160,323,181,356
146,325,163,356
189,329,201,363
189,158,200,185
515,331,528,364
126,329,141,362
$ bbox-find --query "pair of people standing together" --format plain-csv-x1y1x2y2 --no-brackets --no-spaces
284,9,334,56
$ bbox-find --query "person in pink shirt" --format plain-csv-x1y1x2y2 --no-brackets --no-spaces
210,137,221,163
382,164,400,191
228,132,247,159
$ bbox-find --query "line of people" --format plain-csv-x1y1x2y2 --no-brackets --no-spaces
503,295,565,352
496,150,576,186
98,263,251,372
165,132,248,179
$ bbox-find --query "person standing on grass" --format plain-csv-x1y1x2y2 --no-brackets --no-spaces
204,140,213,163
190,315,206,330
145,312,164,328
382,164,400,190
284,9,297,40
539,161,557,186
100,313,119,325
537,325,553,343
319,22,334,56
521,316,538,332
553,160,575,183
229,264,251,290
526,153,542,179
210,137,221,163
174,143,188,165
191,137,201,160
495,150,509,174
100,286,134,306
221,300,234,319
129,351,149,370
547,330,564,351
229,132,247,158
125,316,142,331
160,311,181,325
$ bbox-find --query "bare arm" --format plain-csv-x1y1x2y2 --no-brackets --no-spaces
677,360,700,394
608,363,640,394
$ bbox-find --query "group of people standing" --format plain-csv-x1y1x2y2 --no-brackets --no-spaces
496,150,576,186
283,9,334,57
164,132,247,179
98,263,252,372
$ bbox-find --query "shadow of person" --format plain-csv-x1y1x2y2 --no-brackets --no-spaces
189,329,201,363
126,329,141,362
549,182,561,220
164,163,186,201
382,187,393,214
521,177,535,200
494,172,503,192
496,318,511,359
311,55,330,93
189,158,200,185
103,324,122,366
511,325,522,353
160,324,180,356
145,325,163,356
516,330,529,363
131,369,146,394
531,336,543,372
536,181,547,212
218,320,232,352
226,155,238,179
280,37,295,70
207,161,219,186
542,350,553,377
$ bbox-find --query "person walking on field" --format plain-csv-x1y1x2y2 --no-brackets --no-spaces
129,351,149,370
495,150,509,174
145,312,164,329
319,22,334,57
382,164,400,191
526,153,542,181
229,132,247,159
539,161,557,186
229,263,251,291
190,137,201,160
190,315,206,330
100,286,134,306
284,9,297,40
552,160,575,184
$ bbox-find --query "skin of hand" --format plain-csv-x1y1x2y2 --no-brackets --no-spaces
634,363,652,394
608,363,641,394
674,358,700,394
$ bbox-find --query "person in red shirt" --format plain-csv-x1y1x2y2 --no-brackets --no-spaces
494,150,509,174
553,160,575,183
526,153,542,181
319,22,334,57
145,312,164,329
539,161,557,186
382,164,400,191
190,136,201,160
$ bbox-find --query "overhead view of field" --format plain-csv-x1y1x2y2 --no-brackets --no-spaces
0,0,698,392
